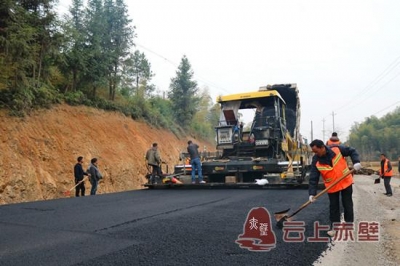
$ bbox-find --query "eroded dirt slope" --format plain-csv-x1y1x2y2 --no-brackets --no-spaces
0,104,214,205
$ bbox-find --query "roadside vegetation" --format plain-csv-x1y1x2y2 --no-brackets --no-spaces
0,0,219,142
347,106,400,161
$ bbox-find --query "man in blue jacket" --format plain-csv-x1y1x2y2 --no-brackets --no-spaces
308,139,361,237
187,140,205,184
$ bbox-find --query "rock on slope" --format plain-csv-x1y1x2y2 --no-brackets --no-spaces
0,105,214,205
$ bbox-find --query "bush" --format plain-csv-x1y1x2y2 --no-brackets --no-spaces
7,87,35,116
0,83,62,116
64,91,87,106
33,85,62,108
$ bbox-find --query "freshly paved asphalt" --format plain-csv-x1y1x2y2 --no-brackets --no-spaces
0,188,331,266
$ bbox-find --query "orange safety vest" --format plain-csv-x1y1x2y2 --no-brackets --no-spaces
316,147,353,193
379,159,393,177
326,139,341,146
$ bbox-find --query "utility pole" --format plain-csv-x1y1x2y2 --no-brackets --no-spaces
332,111,336,132
311,120,313,141
322,118,326,141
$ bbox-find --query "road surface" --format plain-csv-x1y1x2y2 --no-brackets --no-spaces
0,188,331,266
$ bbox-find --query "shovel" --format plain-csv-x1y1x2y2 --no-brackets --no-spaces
64,177,87,196
374,175,381,184
274,169,355,228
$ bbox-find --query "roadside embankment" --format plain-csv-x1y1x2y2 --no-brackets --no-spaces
0,104,214,205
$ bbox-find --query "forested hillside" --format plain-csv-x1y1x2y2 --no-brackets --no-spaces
0,0,219,142
0,0,221,204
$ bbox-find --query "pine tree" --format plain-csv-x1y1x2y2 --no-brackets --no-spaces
63,0,87,92
168,55,200,128
104,0,134,100
122,50,154,97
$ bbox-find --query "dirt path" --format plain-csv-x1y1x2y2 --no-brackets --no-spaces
313,175,400,265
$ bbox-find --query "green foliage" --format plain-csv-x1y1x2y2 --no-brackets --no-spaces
0,1,219,145
64,90,87,105
9,87,35,116
168,55,200,129
187,88,220,142
34,85,62,108
348,107,400,160
0,83,62,116
122,51,154,97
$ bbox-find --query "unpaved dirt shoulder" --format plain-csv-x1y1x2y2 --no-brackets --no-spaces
313,175,400,266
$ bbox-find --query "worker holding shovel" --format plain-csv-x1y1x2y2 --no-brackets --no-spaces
308,139,361,237
73,156,90,197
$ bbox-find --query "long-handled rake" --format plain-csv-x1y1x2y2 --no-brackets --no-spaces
64,176,88,197
274,169,355,228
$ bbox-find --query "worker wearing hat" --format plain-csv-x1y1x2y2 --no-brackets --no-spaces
308,139,361,237
326,132,341,146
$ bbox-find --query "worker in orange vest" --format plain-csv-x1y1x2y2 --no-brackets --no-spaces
379,153,393,197
326,132,341,146
308,139,361,237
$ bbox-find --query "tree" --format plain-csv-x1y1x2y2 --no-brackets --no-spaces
0,0,58,90
83,0,109,98
62,0,87,92
168,55,200,128
0,0,63,113
348,107,400,160
122,50,154,97
0,0,35,90
103,0,135,100
190,87,218,140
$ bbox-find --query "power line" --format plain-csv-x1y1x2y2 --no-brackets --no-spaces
135,43,230,94
320,57,400,125
371,101,400,116
339,100,400,131
136,43,178,68
335,55,400,113
337,70,400,114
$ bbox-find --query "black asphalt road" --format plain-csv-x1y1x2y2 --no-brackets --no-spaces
0,188,331,266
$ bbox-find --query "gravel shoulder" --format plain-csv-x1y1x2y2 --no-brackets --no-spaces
313,174,400,266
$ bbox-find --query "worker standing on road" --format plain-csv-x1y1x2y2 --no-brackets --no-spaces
326,132,341,146
380,153,393,197
146,143,162,184
74,156,89,197
308,139,362,237
88,158,103,195
187,140,205,184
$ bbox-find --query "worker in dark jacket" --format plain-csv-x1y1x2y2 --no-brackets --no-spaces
308,139,361,237
380,153,393,196
326,132,341,146
74,156,89,197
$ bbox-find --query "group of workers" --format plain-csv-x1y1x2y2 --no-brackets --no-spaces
145,140,205,185
73,156,103,197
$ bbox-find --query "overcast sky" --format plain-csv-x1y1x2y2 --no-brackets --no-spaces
58,0,400,142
